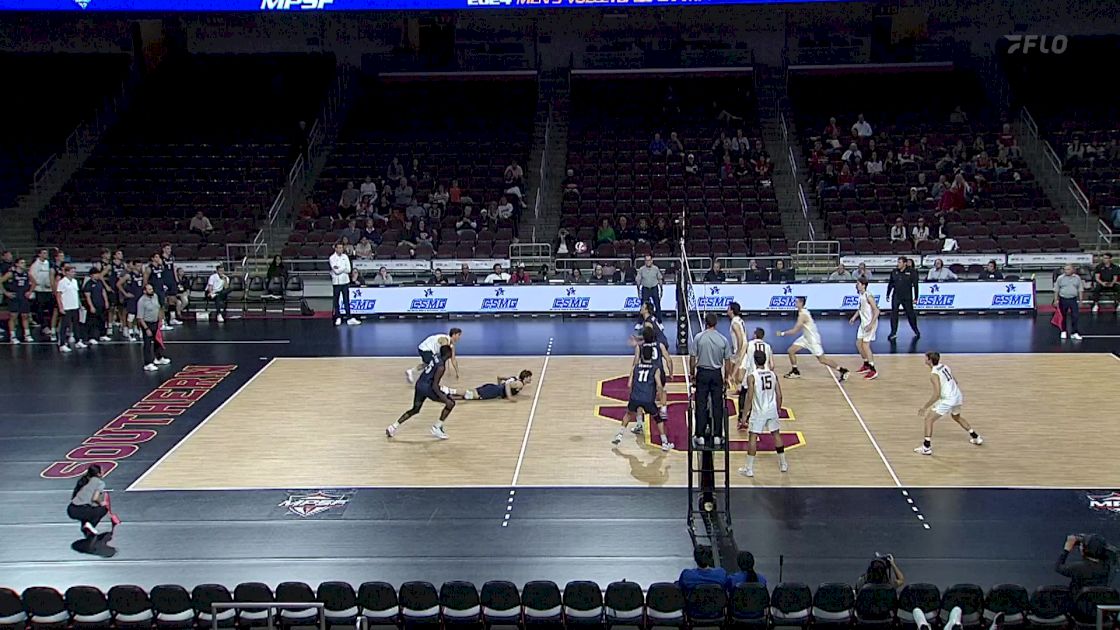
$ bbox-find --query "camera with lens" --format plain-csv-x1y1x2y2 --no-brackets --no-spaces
1072,534,1119,564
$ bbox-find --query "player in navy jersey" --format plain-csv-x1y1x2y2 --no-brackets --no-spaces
160,244,184,326
119,260,144,341
629,324,674,436
614,345,673,451
386,345,456,440
446,370,533,402
2,257,34,343
633,301,669,348
81,265,111,344
108,250,127,335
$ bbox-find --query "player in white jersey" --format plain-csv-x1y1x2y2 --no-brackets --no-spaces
737,350,787,477
727,302,748,373
848,278,880,380
407,328,462,383
736,328,774,431
914,351,984,455
776,296,850,381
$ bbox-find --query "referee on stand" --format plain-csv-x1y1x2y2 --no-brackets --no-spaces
636,255,664,321
887,256,920,341
689,313,733,448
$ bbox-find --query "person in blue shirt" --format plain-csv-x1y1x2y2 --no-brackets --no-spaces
678,546,727,596
726,551,768,591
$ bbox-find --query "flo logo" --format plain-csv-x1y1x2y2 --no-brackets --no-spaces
1006,34,1068,55
278,491,352,517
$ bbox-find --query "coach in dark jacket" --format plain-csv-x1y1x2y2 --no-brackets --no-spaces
887,257,920,341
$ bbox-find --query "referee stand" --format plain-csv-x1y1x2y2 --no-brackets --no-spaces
678,241,735,563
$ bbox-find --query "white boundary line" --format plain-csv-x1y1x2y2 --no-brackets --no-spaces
828,369,903,488
125,358,278,492
270,351,1120,360
510,337,553,488
123,482,1120,492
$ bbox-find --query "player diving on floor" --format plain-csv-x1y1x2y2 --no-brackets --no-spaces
442,371,533,402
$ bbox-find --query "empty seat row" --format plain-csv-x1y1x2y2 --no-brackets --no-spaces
6,580,1114,630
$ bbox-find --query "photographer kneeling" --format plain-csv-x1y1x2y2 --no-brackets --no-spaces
1056,534,1113,592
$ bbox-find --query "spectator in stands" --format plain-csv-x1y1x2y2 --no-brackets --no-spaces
654,217,675,245
617,216,636,242
1065,136,1086,170
936,215,950,241
726,550,768,590
205,264,231,323
712,131,731,156
855,262,873,281
754,152,773,184
456,263,475,286
827,263,852,281
838,163,856,192
189,211,214,239
504,159,524,187
361,218,382,246
842,142,862,165
430,268,448,286
649,132,668,157
809,140,829,167
1091,253,1118,313
678,546,727,596
406,158,423,182
477,208,494,233
413,219,435,249
298,199,321,221
55,265,81,353
387,157,405,185
589,264,609,284
884,150,899,174
457,207,478,234
449,179,463,204
865,151,884,175
745,260,768,282
554,228,574,257
601,261,619,282
978,260,1004,281
510,264,532,284
728,130,743,159
484,264,511,285
374,194,392,220
926,259,957,281
704,262,727,283
685,153,700,176
329,242,359,327
371,266,395,287
395,180,415,207
266,255,287,298
339,236,356,257
562,169,580,197
898,139,917,165
912,217,931,245
635,218,654,243
355,238,373,260
855,554,906,590
339,218,361,246
720,154,735,181
1054,264,1085,340
904,187,923,214
997,123,1019,158
667,131,684,158
823,117,841,144
938,175,968,211
817,164,838,195
851,114,873,138
973,150,993,177
570,267,584,283
949,105,969,125
339,182,360,214
994,146,1013,177
771,260,794,283
359,176,377,204
496,196,515,222
431,183,449,208
405,198,426,222
734,157,751,179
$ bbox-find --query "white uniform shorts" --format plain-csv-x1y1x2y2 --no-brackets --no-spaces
857,323,877,342
933,399,963,416
793,335,824,357
749,413,781,434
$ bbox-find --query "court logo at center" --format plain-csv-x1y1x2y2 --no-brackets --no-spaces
279,491,352,517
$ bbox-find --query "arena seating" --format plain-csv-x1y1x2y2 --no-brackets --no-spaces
561,77,788,259
790,71,1078,255
0,53,130,208
294,77,535,261
1,580,1116,629
37,53,335,261
1046,110,1119,218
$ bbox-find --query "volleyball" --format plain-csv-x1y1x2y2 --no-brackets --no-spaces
574,241,589,254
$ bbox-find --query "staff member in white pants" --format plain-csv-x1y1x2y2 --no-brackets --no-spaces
329,242,360,326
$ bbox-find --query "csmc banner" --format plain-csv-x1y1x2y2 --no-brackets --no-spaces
344,281,1035,314
0,0,850,10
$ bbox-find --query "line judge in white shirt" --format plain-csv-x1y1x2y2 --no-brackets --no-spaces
205,264,231,323
483,263,511,284
329,242,360,326
55,264,84,352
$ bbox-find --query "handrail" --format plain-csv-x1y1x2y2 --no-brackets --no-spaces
1042,140,1063,177
210,602,324,630
1070,179,1090,213
1021,106,1039,139
534,101,553,221
798,183,814,240
1096,604,1119,630
1099,218,1115,247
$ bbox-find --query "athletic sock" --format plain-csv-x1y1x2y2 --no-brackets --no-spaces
660,433,669,446
923,438,931,449
746,455,756,468
615,428,625,438
464,390,477,400
868,362,875,369
390,421,400,429
778,452,788,466
435,420,444,429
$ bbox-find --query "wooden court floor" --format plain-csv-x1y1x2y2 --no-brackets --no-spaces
128,353,1120,491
